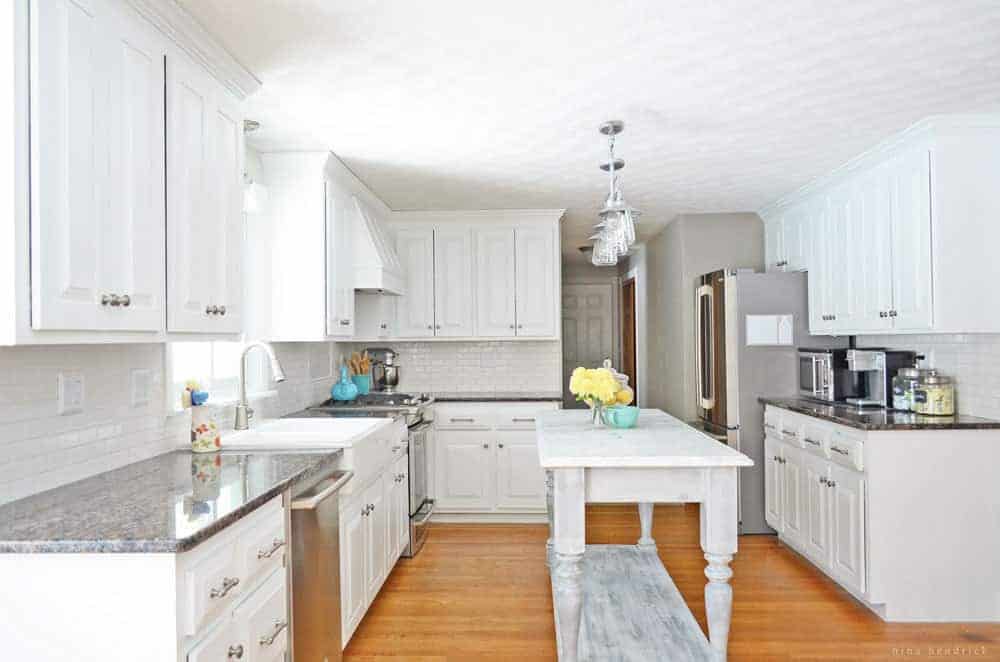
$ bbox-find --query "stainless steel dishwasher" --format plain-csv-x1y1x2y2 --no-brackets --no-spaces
290,470,353,662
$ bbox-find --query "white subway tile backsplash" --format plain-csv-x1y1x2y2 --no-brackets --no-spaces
375,340,562,394
859,333,1000,420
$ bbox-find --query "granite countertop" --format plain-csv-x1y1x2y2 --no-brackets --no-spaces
0,449,343,554
432,391,563,402
759,397,1000,431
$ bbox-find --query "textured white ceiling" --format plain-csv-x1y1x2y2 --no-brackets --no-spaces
181,0,1000,262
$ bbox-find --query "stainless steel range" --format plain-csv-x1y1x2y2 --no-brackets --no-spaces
284,392,435,557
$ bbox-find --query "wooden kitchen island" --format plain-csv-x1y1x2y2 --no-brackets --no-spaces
538,409,753,661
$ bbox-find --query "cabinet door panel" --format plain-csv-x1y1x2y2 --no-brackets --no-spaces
102,14,166,331
210,98,244,333
434,227,474,336
233,570,288,662
363,478,387,601
166,55,243,334
395,228,436,337
384,464,399,571
397,457,411,555
802,454,831,566
30,0,166,332
325,186,356,336
850,167,893,332
495,432,545,510
806,196,832,334
435,431,493,511
889,149,933,331
765,217,784,272
475,228,516,336
514,227,558,337
830,465,866,594
187,620,242,662
826,186,854,331
764,437,783,531
340,504,366,645
781,446,806,547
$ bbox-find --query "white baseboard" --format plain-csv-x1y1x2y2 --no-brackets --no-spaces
432,512,548,524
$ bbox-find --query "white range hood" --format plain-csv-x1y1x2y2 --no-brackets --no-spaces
352,196,405,295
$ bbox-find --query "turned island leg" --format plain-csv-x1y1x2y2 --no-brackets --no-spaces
637,502,656,548
551,468,586,662
700,467,738,659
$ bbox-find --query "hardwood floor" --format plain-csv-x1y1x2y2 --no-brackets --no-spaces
344,505,1000,661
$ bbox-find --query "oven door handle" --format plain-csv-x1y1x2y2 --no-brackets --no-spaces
412,500,435,526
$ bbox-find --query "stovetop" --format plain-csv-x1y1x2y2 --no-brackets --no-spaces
310,393,433,409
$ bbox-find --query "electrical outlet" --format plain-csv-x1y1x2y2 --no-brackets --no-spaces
131,369,152,407
58,373,84,415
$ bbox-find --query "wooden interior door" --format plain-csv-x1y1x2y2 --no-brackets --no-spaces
621,278,637,399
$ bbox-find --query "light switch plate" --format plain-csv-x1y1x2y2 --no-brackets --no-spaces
58,373,84,415
131,369,152,407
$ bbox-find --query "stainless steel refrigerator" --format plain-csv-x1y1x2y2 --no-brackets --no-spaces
695,269,842,534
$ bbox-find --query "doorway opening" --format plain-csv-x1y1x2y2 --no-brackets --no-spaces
621,277,637,402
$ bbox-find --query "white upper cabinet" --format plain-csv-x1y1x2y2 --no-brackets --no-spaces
433,227,475,337
475,228,517,337
761,116,1000,335
391,211,562,340
29,0,166,332
325,185,356,337
249,152,374,341
887,148,933,331
514,225,559,337
166,55,243,334
395,227,436,338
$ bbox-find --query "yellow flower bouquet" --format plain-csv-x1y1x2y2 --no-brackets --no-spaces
569,365,634,425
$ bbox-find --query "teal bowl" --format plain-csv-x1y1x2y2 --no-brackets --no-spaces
604,405,639,429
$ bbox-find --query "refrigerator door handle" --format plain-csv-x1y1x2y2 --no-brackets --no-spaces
696,284,715,410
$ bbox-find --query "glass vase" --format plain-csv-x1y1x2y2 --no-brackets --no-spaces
590,400,606,427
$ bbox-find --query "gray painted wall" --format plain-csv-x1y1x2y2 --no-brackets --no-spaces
628,213,764,421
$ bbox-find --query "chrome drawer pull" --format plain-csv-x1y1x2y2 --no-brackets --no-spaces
257,538,286,560
259,620,288,646
764,423,776,430
511,417,536,423
804,437,821,447
450,417,475,423
782,429,798,437
831,446,850,456
210,576,240,599
227,644,244,659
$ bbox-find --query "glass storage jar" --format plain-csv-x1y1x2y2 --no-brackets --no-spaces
913,374,955,416
892,368,922,411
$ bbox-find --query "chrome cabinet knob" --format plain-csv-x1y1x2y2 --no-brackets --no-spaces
206,305,216,315
819,476,828,485
498,442,504,449
427,324,434,330
340,319,351,326
517,324,523,329
827,480,837,489
889,310,898,317
101,294,112,306
380,323,388,330
482,443,489,449
435,324,441,329
509,324,515,329
218,305,226,316
119,294,131,307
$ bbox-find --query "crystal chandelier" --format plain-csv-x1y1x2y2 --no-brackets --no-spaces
590,120,640,266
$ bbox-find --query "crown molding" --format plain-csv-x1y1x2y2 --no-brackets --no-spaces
126,0,261,100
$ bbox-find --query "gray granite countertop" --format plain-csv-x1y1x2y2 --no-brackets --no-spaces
760,397,1000,431
432,391,563,402
0,449,342,554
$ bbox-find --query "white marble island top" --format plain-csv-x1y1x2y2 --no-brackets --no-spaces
537,409,753,469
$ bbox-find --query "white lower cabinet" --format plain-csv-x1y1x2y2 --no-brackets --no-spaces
765,407,867,604
434,402,559,515
339,448,411,647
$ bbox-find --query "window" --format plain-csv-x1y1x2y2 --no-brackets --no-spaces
168,341,270,410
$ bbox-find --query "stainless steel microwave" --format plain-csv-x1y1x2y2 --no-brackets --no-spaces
798,348,858,402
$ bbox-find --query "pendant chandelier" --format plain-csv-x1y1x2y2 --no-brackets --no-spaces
590,120,640,266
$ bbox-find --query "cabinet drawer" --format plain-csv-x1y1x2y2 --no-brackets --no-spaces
187,620,241,662
779,413,805,447
239,500,286,590
434,404,493,430
182,541,243,636
800,423,829,457
494,402,559,430
763,406,781,436
233,569,288,662
829,431,864,471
